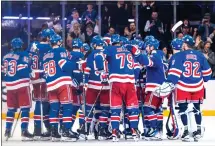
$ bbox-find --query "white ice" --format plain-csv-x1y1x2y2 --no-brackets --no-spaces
2,117,215,146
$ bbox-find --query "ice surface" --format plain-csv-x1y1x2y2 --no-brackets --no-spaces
2,117,215,146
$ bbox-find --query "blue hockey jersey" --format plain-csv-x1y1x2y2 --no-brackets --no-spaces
135,50,166,92
42,47,76,92
167,50,212,92
95,45,139,84
84,49,110,90
28,42,52,84
68,51,84,85
2,51,30,90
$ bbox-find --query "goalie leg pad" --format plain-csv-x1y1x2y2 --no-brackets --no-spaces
20,107,30,130
6,108,17,130
193,103,202,126
49,102,60,128
178,103,188,127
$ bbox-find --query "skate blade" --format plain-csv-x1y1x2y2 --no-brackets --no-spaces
98,136,107,141
132,136,139,142
79,134,87,140
61,137,77,142
51,137,61,142
182,138,190,142
22,137,33,141
112,137,119,142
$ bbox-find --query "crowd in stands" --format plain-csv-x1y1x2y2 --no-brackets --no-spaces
2,1,215,77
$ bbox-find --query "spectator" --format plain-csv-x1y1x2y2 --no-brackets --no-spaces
94,16,99,34
81,4,97,27
194,34,204,51
101,5,111,35
144,11,164,40
84,24,97,44
177,32,184,39
67,22,85,48
181,19,192,35
209,28,215,52
124,22,140,40
202,41,215,77
198,13,214,41
104,26,115,37
66,8,81,32
110,1,129,35
138,1,155,37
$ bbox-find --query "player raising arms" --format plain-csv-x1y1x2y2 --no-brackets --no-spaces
155,35,212,142
42,34,77,142
3,38,33,141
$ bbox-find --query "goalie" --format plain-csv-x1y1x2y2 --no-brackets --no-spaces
155,35,212,142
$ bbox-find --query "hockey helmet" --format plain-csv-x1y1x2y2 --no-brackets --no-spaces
182,35,195,46
171,38,183,50
111,34,120,44
11,38,24,50
50,34,62,44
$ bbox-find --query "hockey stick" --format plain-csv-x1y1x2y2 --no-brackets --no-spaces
10,110,21,138
79,85,104,139
39,83,44,134
138,72,145,135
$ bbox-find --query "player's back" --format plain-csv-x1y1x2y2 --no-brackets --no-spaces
43,47,72,91
69,51,84,84
175,50,212,92
106,45,135,83
2,51,30,90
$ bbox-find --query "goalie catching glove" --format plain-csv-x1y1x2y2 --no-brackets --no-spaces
154,82,175,98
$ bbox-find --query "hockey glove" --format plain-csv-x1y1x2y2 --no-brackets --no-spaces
154,82,175,98
77,60,87,71
100,70,109,85
126,45,141,56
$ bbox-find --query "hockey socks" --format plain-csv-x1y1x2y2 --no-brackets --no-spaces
62,104,73,130
34,101,50,129
144,107,157,129
99,106,109,128
21,108,30,130
6,109,16,130
127,108,139,129
178,103,188,127
49,102,60,128
110,109,121,130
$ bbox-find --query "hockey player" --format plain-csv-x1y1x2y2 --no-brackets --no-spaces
3,38,33,141
79,36,110,140
42,34,78,142
127,38,166,140
67,38,85,136
28,29,53,140
155,35,212,142
94,34,150,142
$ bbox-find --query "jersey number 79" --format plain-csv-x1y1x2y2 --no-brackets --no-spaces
116,53,134,69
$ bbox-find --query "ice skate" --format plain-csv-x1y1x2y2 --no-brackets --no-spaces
131,128,140,142
123,128,133,140
21,130,34,141
144,128,160,141
181,130,190,142
193,129,201,142
77,125,89,140
112,129,120,142
61,129,78,142
5,129,11,141
50,126,61,142
98,127,108,140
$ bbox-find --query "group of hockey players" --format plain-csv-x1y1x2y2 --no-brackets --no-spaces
2,27,212,142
